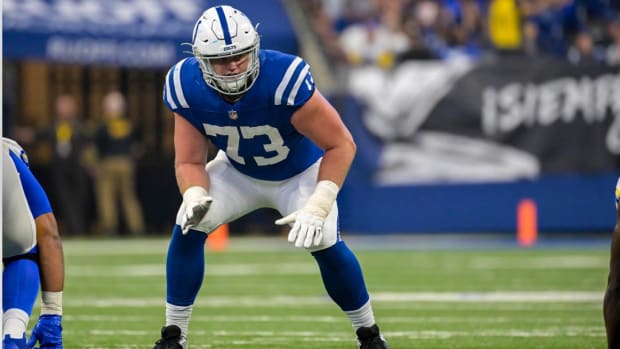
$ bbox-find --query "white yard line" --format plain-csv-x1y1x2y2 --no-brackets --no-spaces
63,314,512,324
61,291,603,308
67,328,607,339
67,263,318,276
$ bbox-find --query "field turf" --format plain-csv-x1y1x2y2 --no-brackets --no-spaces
43,235,610,348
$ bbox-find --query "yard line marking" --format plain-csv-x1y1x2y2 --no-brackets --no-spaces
470,256,607,269
61,291,603,308
73,328,606,339
67,263,317,276
63,314,512,324
371,291,603,302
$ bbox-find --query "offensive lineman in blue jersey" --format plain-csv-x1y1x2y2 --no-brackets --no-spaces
2,138,65,349
153,5,389,349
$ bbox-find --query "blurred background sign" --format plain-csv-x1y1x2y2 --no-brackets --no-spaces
3,0,298,67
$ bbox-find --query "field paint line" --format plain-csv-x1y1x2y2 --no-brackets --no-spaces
67,263,318,276
63,314,511,324
75,328,605,339
372,291,603,302
61,291,603,308
470,256,607,269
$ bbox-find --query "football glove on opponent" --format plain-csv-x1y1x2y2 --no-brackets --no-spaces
27,315,62,349
181,186,213,234
275,180,339,248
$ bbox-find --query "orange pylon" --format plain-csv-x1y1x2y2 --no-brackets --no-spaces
207,223,229,252
517,199,537,247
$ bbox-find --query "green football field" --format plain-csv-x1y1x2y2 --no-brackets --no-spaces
43,234,611,349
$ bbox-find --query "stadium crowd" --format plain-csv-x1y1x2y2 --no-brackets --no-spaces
302,0,620,68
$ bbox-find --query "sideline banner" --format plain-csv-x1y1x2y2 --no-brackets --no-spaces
339,57,620,233
3,0,298,67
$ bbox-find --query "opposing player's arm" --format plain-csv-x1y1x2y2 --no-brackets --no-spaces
36,212,64,293
290,89,356,187
174,112,211,193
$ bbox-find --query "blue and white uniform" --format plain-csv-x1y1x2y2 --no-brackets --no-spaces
157,7,381,348
164,50,339,248
2,138,52,258
164,50,322,180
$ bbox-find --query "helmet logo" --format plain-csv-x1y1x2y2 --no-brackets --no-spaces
223,45,237,52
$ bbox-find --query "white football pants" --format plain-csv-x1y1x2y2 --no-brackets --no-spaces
175,151,340,251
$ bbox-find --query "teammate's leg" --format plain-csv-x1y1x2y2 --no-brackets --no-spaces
3,250,40,347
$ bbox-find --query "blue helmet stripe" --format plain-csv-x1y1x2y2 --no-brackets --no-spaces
192,19,202,43
215,6,233,45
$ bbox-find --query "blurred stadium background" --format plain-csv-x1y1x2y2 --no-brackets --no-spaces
3,0,620,348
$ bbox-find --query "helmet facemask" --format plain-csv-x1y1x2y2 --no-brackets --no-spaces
191,6,261,96
193,40,260,96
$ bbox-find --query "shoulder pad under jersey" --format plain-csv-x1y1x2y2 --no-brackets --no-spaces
261,50,316,107
163,57,201,112
2,137,29,166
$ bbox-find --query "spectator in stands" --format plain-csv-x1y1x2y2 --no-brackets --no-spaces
522,0,618,62
568,30,609,64
440,0,486,59
487,0,523,54
606,20,620,65
521,0,585,59
93,91,145,236
338,0,409,69
15,94,95,235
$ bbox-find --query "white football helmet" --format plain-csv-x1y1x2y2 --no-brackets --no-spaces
191,5,260,96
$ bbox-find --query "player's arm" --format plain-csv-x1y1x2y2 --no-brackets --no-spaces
36,212,64,293
27,212,65,349
173,112,213,233
276,89,356,248
290,89,356,187
21,165,64,313
174,112,210,192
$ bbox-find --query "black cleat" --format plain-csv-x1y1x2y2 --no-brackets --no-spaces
356,324,390,349
153,325,186,349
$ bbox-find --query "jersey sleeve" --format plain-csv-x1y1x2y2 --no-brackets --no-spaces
8,149,52,218
163,58,192,114
273,56,316,108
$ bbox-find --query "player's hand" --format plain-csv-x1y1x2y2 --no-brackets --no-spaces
276,210,325,248
181,186,213,234
27,314,62,349
275,180,339,248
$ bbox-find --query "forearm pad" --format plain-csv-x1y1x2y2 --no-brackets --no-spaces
303,180,339,219
41,291,63,315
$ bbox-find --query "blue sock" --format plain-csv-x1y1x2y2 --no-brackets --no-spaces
166,226,207,306
3,255,40,315
312,241,370,311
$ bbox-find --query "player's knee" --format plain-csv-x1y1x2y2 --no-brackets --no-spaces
307,231,338,252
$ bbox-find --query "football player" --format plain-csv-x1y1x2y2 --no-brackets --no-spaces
2,137,65,349
605,177,620,348
153,5,389,349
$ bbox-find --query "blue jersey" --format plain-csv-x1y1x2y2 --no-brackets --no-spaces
163,50,323,181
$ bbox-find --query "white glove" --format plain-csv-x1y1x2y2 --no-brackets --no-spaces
275,180,339,248
181,186,213,234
